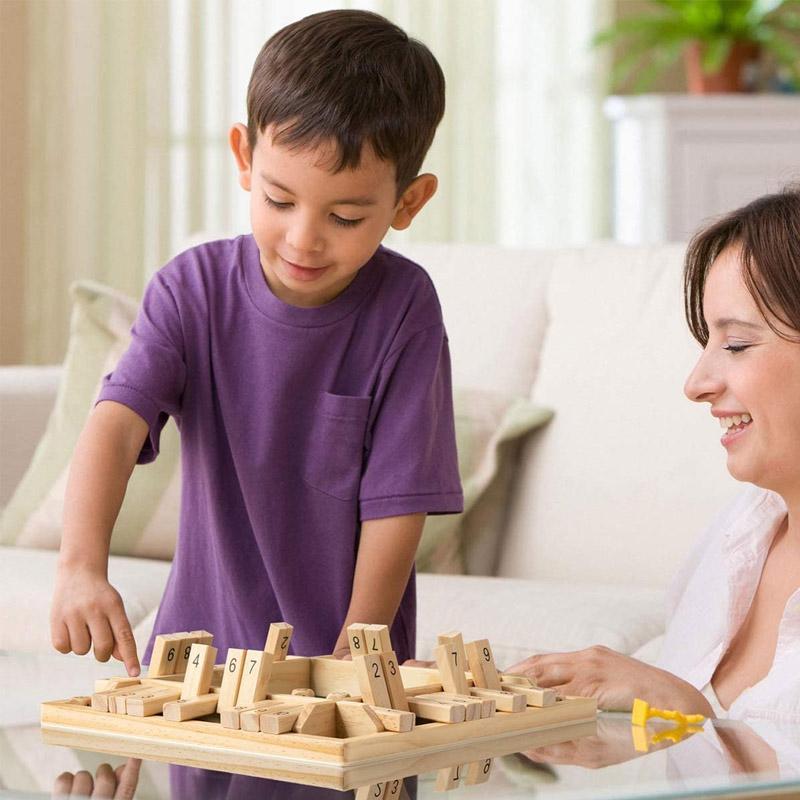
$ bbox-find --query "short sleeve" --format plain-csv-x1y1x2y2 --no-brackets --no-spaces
96,272,186,463
359,323,464,520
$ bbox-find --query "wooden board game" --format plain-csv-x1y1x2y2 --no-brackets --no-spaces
40,624,597,790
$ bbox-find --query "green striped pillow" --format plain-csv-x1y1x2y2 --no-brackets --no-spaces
0,280,181,558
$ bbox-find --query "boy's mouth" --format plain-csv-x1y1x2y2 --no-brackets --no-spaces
281,257,331,282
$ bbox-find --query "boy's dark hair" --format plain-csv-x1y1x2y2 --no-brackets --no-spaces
246,10,445,193
684,185,800,345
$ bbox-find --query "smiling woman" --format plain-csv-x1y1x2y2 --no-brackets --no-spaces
508,186,800,724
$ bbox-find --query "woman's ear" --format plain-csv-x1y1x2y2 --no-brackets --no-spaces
229,123,253,191
391,174,438,231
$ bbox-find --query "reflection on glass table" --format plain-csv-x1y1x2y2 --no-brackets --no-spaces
3,652,800,799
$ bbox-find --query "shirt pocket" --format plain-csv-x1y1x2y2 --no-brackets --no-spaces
302,391,372,501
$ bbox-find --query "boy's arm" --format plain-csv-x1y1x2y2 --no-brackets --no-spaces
50,400,149,676
332,513,425,658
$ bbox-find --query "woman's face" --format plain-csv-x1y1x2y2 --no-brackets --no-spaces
684,245,800,496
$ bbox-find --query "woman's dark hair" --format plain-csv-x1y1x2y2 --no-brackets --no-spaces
246,10,445,193
684,185,800,345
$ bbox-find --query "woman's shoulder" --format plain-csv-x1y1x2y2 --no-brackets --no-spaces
664,486,781,617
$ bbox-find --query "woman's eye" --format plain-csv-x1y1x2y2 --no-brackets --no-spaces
331,214,363,228
264,194,291,210
723,344,751,353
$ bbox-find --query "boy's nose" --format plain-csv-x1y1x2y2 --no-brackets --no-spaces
684,349,723,404
286,216,323,255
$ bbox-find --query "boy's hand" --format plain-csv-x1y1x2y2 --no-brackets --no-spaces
50,564,141,677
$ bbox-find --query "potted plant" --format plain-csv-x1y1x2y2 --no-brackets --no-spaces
593,0,800,93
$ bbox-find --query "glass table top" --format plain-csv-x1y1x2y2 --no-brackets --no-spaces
2,651,799,799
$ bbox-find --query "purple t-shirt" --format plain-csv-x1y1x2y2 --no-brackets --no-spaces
98,235,462,664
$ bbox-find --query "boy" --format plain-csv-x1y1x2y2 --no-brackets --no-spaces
50,10,462,676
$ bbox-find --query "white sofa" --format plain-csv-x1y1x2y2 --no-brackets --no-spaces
0,241,740,669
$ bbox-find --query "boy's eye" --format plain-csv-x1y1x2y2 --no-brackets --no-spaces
723,344,751,353
331,214,363,228
264,194,291,209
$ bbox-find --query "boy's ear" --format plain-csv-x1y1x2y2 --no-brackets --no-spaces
229,123,253,191
391,174,438,231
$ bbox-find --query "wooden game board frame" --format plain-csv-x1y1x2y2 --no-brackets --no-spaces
41,656,596,786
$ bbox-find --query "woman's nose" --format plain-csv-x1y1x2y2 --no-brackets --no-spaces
684,348,723,403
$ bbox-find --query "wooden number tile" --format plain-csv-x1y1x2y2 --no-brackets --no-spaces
466,759,493,785
435,765,462,791
437,632,470,690
383,778,405,799
417,692,482,721
174,630,213,674
465,639,502,690
367,706,415,732
180,643,218,700
217,648,246,712
293,699,336,736
259,705,304,734
500,674,533,687
236,650,273,705
434,642,470,695
109,688,143,714
126,687,182,717
163,693,219,722
347,624,368,658
362,624,392,654
469,687,526,712
236,700,288,731
147,632,188,677
95,677,141,693
407,697,465,723
353,654,393,708
355,784,387,800
502,684,557,707
264,622,293,661
91,688,130,712
379,651,409,711
220,699,281,729
335,701,384,737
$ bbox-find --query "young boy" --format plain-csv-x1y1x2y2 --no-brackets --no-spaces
50,10,462,676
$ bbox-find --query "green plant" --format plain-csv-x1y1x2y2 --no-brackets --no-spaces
593,0,800,91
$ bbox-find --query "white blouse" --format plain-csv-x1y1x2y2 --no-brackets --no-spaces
657,484,800,724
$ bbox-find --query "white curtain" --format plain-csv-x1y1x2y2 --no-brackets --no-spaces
22,0,611,364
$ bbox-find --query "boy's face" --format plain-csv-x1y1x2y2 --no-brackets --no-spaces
230,124,436,308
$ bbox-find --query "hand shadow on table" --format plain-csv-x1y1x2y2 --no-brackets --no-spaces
52,758,141,799
516,714,696,775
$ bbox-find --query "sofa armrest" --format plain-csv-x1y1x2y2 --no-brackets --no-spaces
0,365,61,507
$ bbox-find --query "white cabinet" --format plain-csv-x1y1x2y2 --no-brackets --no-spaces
604,94,800,244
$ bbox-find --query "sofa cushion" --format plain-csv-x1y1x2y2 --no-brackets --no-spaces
418,388,552,574
0,545,171,657
0,366,61,509
398,243,553,397
500,244,740,588
415,572,665,668
0,281,182,559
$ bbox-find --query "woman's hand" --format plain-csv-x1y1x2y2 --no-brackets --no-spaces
505,646,714,716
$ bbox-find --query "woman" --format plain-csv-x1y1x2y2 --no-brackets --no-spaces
509,187,800,722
